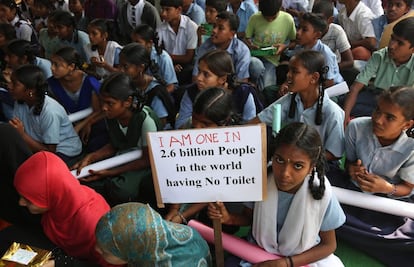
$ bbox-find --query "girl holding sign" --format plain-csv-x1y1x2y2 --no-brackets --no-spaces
72,73,161,207
208,122,346,267
251,50,345,163
165,87,242,234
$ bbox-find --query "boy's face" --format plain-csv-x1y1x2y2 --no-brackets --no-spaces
386,0,410,23
161,6,182,22
296,21,320,47
211,18,234,47
388,33,414,64
69,0,83,14
205,5,218,24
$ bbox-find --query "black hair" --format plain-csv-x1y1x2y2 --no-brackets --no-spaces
193,87,237,126
259,0,282,17
271,122,326,200
378,86,414,137
312,0,334,19
388,0,413,10
120,43,166,86
87,18,119,44
288,50,327,125
132,24,162,55
0,0,17,10
216,11,239,32
13,65,47,116
0,22,16,41
199,49,235,87
34,0,55,10
393,17,414,47
300,12,328,34
160,0,183,8
5,39,37,64
53,10,79,43
52,46,84,69
100,72,145,112
205,0,227,13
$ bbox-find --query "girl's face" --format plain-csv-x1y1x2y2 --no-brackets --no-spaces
0,4,16,22
100,94,131,120
119,54,144,81
205,6,218,24
88,26,107,46
386,0,410,23
69,0,83,14
50,55,74,79
18,196,48,214
95,245,128,265
296,21,320,48
55,24,73,40
192,112,219,128
196,60,226,90
286,57,317,93
131,33,153,52
371,98,414,145
272,144,314,194
5,53,25,69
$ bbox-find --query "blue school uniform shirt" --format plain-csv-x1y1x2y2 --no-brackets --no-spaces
149,46,178,87
35,57,53,78
345,117,414,188
258,92,345,158
59,30,90,62
13,95,82,156
372,14,387,47
185,3,205,25
145,79,169,120
312,40,344,84
227,1,258,33
193,37,251,80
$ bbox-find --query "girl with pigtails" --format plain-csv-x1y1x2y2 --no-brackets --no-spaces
251,50,345,162
7,64,82,165
119,42,176,129
72,72,162,207
84,18,122,80
208,122,346,267
131,24,178,94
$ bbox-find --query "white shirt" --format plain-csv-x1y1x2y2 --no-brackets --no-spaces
157,15,198,55
321,23,351,63
338,1,376,42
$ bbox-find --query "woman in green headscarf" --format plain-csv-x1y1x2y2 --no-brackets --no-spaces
95,202,212,266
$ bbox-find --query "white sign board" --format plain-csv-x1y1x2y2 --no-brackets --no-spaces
147,124,267,207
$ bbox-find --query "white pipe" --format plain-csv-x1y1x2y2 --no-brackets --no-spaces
68,107,93,123
333,186,414,218
71,150,142,179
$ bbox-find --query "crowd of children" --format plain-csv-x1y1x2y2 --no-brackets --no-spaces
0,0,413,266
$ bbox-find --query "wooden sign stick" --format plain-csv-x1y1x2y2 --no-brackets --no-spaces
213,218,224,267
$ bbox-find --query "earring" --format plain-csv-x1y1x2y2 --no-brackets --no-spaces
29,91,33,97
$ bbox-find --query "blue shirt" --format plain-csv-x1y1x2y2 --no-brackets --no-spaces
59,30,91,62
311,40,344,84
193,37,251,80
259,92,345,158
227,1,258,33
35,57,52,79
175,90,193,129
185,3,205,25
149,46,178,87
13,96,82,156
372,14,387,47
345,117,414,187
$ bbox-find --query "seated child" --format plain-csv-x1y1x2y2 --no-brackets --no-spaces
332,87,414,266
208,122,346,267
343,17,414,123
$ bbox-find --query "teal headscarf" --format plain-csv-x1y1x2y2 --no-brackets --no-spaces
95,202,212,267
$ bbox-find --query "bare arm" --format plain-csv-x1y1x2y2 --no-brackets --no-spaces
343,81,365,125
338,49,354,70
351,37,376,52
171,49,195,65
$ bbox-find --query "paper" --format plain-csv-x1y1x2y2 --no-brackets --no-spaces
325,81,349,97
8,249,37,265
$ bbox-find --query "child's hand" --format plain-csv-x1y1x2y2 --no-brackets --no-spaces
41,260,55,267
273,43,287,56
79,169,111,182
278,82,289,97
356,172,392,194
71,153,95,175
9,117,25,135
79,123,92,144
207,202,230,224
348,159,366,181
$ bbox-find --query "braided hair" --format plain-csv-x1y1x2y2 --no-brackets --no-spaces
288,50,328,125
378,86,414,138
100,72,145,112
271,122,326,200
132,24,163,55
13,64,47,116
119,43,167,86
193,87,240,126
